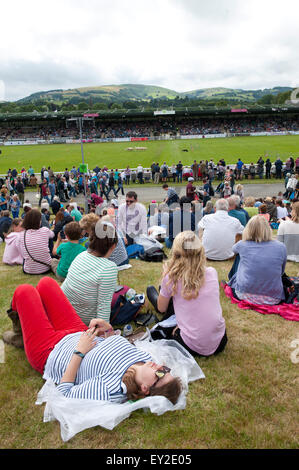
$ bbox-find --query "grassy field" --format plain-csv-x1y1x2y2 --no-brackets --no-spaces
0,221,299,449
1,135,299,175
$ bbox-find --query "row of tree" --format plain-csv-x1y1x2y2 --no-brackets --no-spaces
0,90,293,114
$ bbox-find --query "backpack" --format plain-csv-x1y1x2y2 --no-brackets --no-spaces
111,285,130,308
139,246,167,262
126,243,145,259
285,276,299,304
110,295,143,325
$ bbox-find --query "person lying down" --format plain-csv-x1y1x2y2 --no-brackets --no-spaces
5,277,182,405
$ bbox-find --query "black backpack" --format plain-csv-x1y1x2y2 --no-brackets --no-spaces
139,246,167,262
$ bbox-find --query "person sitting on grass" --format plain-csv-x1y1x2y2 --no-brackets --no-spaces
2,218,24,265
277,201,299,262
19,209,55,275
51,221,87,282
227,215,287,305
61,220,119,326
3,276,182,405
258,203,270,222
147,231,227,357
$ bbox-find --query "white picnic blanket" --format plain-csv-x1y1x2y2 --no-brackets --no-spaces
36,338,205,441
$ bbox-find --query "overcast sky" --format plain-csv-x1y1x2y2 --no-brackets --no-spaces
1,0,298,101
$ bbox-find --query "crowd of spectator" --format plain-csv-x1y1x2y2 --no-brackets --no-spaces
1,159,299,412
1,116,299,141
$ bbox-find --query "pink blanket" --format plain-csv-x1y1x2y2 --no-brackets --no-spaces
221,282,299,322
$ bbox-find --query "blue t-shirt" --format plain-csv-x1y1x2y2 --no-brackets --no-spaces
229,240,287,300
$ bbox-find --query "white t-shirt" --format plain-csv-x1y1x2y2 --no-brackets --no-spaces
276,207,288,219
198,210,244,260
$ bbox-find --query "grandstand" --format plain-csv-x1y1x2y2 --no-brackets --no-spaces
0,105,299,145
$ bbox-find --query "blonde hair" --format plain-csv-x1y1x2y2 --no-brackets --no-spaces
79,213,100,233
244,197,255,207
291,201,299,223
242,215,272,242
163,231,206,300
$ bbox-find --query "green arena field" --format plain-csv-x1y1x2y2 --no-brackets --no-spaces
0,134,298,174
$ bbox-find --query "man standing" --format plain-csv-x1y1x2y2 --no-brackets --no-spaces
117,191,147,246
154,163,160,184
191,160,199,181
198,198,244,260
15,177,25,206
275,158,283,179
236,159,244,180
265,158,272,179
136,164,144,184
176,160,183,183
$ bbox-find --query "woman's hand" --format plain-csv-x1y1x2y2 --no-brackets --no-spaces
88,319,113,337
76,328,98,355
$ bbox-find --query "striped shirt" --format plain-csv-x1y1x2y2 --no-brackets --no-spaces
61,251,118,325
108,229,128,266
19,227,55,274
43,333,152,402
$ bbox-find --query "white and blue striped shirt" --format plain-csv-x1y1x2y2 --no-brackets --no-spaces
43,334,152,402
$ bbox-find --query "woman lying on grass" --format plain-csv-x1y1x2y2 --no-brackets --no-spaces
3,277,182,405
147,231,227,357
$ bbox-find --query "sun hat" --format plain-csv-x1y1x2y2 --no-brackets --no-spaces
188,177,194,182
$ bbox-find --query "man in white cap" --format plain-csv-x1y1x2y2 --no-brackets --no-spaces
186,177,196,201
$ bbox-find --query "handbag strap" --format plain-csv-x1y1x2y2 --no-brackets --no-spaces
23,230,51,268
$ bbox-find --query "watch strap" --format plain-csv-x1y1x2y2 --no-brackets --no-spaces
73,350,85,359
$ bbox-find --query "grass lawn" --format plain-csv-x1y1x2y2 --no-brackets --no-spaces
1,135,299,175
0,226,299,449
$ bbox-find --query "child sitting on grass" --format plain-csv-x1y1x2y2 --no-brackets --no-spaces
51,221,86,282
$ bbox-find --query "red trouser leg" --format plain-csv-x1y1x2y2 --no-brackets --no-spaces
36,277,87,332
11,279,87,375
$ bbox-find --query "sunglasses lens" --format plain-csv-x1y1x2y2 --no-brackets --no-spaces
155,370,165,379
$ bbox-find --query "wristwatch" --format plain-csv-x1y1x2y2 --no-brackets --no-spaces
73,350,85,359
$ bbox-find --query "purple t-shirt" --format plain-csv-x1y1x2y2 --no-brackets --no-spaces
160,267,226,356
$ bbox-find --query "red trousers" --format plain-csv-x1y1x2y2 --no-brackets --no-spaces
12,277,88,374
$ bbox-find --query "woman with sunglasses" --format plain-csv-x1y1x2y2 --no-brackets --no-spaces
3,276,181,405
147,231,227,357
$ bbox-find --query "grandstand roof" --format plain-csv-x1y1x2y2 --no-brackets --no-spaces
0,104,299,122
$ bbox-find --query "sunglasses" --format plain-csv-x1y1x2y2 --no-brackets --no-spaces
126,199,135,204
151,366,171,389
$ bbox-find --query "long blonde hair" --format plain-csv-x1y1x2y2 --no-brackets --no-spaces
163,231,206,300
291,201,299,223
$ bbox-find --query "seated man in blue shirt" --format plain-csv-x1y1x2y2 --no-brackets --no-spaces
228,195,247,227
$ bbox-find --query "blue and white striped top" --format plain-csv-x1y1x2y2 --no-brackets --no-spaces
43,333,152,402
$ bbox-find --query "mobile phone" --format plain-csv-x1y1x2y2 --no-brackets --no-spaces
114,285,124,293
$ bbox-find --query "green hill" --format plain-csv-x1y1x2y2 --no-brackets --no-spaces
17,84,292,105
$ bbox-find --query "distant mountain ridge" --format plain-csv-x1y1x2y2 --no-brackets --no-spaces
17,84,293,105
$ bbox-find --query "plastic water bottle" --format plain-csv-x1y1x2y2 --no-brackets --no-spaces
125,288,136,302
123,324,133,337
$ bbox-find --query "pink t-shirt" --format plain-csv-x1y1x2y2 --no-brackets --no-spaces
160,267,226,356
3,232,23,265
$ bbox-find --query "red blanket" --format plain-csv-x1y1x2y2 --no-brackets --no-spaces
221,282,299,322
